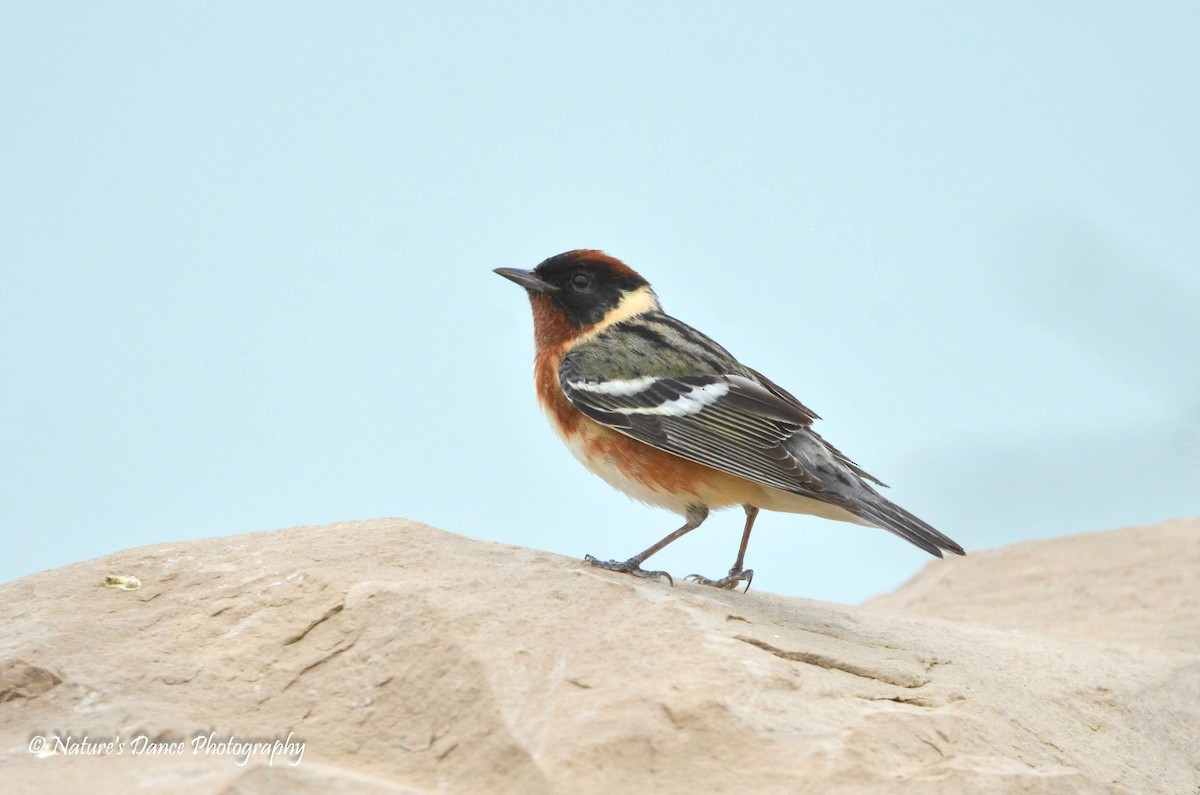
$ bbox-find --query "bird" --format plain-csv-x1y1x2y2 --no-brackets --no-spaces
495,249,965,590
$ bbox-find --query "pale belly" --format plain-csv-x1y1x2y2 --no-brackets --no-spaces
553,416,869,527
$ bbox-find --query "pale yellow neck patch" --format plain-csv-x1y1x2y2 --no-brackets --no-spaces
580,285,660,341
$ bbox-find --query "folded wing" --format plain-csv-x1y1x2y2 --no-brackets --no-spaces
559,322,964,557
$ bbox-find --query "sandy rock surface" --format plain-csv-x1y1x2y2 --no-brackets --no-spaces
2,517,1197,794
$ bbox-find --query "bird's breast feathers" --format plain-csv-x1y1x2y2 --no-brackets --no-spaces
534,347,763,513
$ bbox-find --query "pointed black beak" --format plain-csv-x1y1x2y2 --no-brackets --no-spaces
493,267,557,293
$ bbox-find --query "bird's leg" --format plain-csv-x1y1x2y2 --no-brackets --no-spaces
585,505,709,586
686,505,758,592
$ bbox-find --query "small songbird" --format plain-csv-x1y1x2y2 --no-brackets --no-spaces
495,250,965,590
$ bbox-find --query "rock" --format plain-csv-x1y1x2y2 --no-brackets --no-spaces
867,517,1200,653
1,517,1197,794
0,660,63,703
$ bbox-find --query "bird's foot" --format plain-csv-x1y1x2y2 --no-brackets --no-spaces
584,554,674,586
685,567,754,592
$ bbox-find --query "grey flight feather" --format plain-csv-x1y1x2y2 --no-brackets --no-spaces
558,311,964,558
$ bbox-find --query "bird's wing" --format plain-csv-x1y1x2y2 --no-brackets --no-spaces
558,319,857,497
558,318,963,557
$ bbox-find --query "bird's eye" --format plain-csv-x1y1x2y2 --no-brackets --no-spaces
570,273,591,290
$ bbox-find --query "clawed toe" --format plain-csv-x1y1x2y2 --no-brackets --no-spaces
584,554,674,586
685,567,754,592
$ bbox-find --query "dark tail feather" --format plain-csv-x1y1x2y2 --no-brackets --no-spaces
855,493,965,558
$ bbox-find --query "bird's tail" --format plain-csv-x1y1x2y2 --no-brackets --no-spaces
853,491,965,558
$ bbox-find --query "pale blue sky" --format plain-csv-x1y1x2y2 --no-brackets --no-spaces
3,3,1197,603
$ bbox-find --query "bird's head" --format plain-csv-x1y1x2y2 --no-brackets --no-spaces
495,250,660,350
